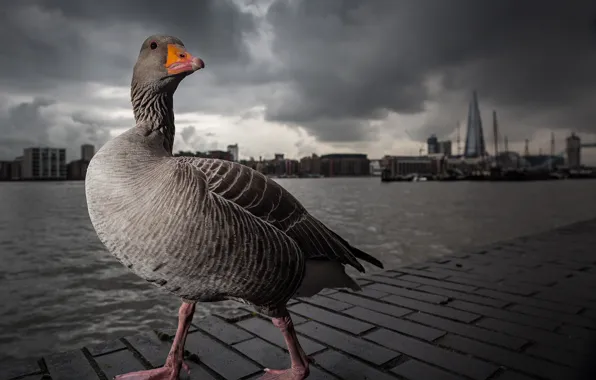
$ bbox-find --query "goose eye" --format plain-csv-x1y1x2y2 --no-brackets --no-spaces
150,41,158,50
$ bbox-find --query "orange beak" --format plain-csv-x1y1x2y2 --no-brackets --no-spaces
165,44,205,75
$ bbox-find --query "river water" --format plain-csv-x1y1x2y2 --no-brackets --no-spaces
1,178,595,364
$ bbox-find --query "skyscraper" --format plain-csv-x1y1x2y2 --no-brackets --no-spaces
226,143,239,162
81,144,95,161
464,91,487,158
427,134,438,154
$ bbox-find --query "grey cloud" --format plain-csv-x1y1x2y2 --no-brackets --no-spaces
0,0,258,92
0,98,113,161
264,0,596,143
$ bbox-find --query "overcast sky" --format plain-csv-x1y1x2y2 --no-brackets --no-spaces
1,0,595,163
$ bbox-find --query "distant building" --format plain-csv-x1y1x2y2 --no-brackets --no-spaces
566,133,581,168
21,147,66,180
387,156,441,177
299,154,321,176
427,134,439,154
464,91,487,157
11,156,23,180
206,150,233,161
227,144,239,162
437,141,452,156
523,155,565,168
67,160,90,180
0,161,12,181
320,153,370,177
81,144,95,161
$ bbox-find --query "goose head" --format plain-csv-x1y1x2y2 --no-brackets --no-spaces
131,35,205,94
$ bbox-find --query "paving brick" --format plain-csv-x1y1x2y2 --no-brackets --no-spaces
211,307,254,322
448,300,559,330
94,349,146,379
425,266,503,282
391,359,463,380
496,371,539,380
367,275,422,289
548,285,596,302
365,329,498,380
327,292,412,317
236,317,325,355
196,315,254,345
343,307,445,341
427,260,474,272
374,271,401,278
45,350,99,380
439,334,576,380
534,291,596,311
319,288,338,295
296,321,399,365
124,333,171,367
233,338,334,380
405,262,430,270
407,313,527,350
525,343,591,369
244,308,307,325
477,318,589,353
504,271,564,286
289,303,374,334
185,330,261,379
185,361,218,380
507,304,596,330
557,324,596,340
9,374,43,380
391,268,451,279
419,285,510,308
443,276,539,296
368,283,449,304
399,275,477,292
85,339,127,357
346,287,389,299
0,359,41,380
382,295,480,323
475,288,582,314
299,295,353,311
313,350,393,380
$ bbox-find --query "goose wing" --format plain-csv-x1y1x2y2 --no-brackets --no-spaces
164,159,306,307
175,157,383,272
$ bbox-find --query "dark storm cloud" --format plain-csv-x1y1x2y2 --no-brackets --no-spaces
264,0,596,143
0,0,257,91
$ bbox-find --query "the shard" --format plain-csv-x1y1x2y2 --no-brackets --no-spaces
464,90,487,157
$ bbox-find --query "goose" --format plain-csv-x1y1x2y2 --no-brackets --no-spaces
85,35,383,380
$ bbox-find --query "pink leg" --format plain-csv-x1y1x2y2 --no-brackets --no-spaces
259,314,310,380
114,301,196,380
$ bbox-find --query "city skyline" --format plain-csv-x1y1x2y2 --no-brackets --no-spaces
0,2,595,164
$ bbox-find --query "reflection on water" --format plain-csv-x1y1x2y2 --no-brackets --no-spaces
1,179,596,363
